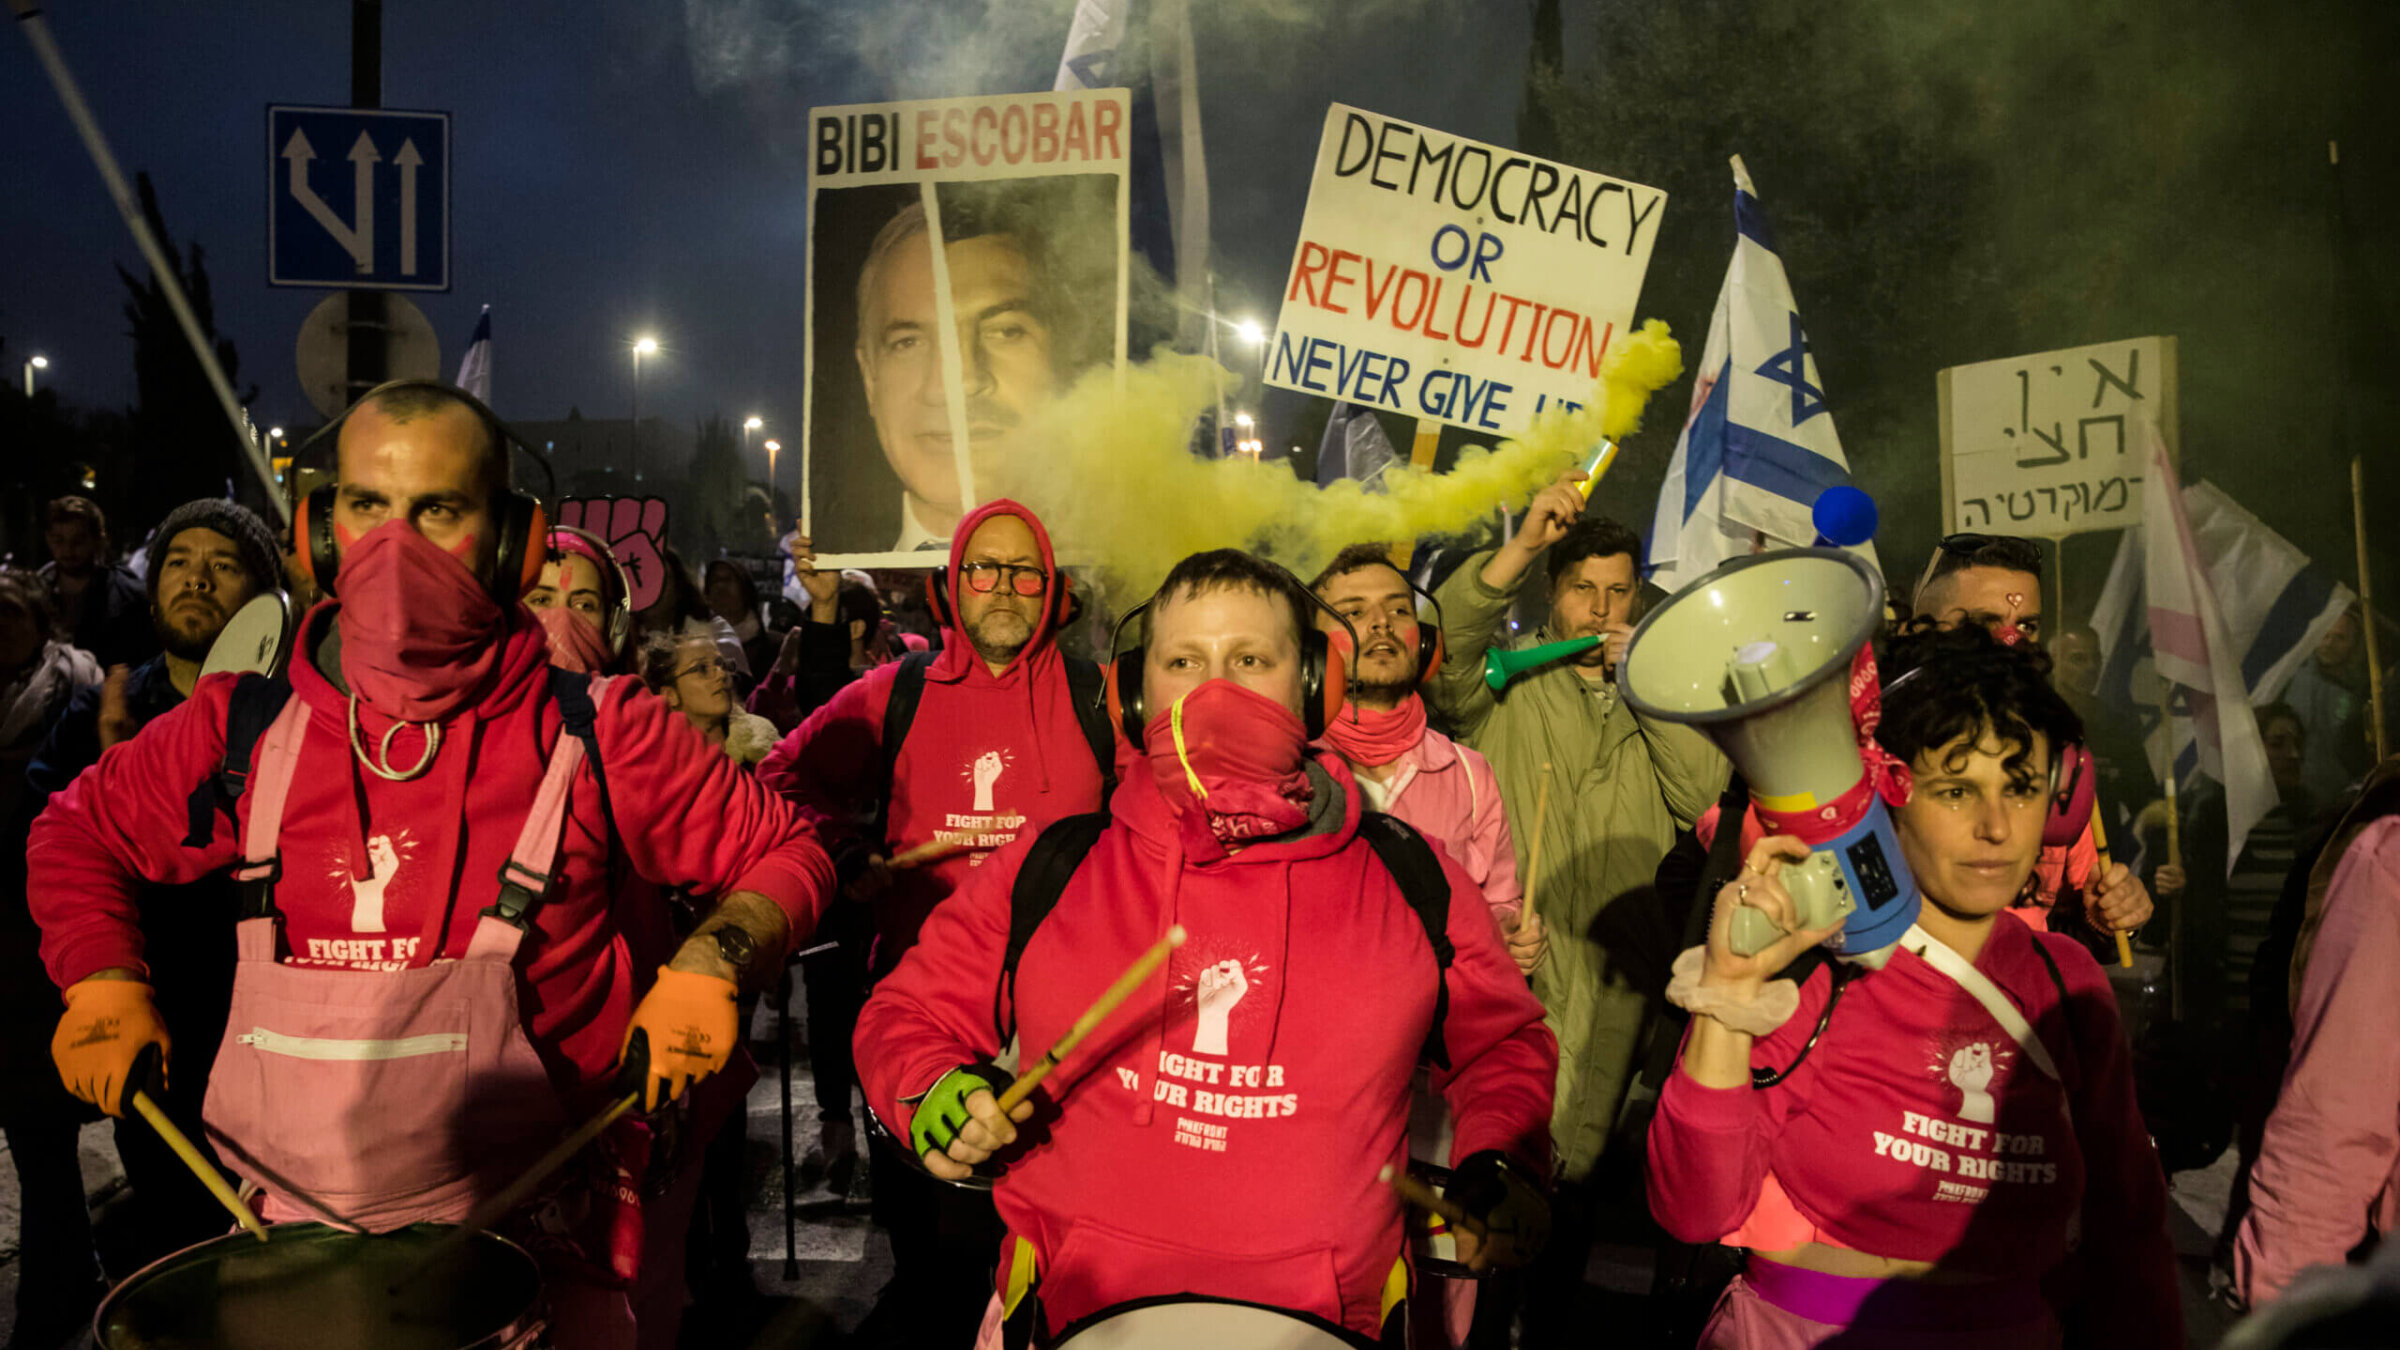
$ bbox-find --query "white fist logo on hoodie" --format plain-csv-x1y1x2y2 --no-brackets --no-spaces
1193,960,1249,1055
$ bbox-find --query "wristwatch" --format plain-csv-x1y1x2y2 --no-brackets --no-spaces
709,926,759,976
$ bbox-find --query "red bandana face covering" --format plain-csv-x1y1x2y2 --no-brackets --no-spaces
1145,679,1314,852
338,521,506,723
536,606,611,675
1321,693,1427,768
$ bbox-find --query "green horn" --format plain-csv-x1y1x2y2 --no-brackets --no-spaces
1483,635,1603,691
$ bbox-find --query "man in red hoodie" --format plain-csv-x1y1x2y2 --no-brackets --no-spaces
855,548,1559,1346
28,382,834,1350
758,497,1114,1346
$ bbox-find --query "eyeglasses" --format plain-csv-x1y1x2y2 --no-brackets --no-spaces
960,561,1049,596
675,657,736,680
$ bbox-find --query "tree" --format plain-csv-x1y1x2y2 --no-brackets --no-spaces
686,413,768,555
115,171,258,536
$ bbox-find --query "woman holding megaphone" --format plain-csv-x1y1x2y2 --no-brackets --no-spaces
1646,627,2180,1349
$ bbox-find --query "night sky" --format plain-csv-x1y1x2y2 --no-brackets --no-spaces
2,0,1559,492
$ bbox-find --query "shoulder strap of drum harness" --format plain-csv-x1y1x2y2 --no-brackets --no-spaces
184,668,615,924
873,650,1118,846
989,809,1458,1069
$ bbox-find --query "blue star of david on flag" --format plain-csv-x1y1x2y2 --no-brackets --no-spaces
1755,312,1828,427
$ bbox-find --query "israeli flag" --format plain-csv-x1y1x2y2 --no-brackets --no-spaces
454,305,491,403
1316,401,1397,490
1648,157,1877,593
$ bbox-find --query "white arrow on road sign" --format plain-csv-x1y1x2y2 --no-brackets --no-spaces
280,127,378,273
395,139,423,275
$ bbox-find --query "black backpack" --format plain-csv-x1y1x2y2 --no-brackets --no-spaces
872,650,1118,844
987,809,1462,1068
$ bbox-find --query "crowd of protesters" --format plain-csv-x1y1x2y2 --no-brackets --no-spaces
1,379,2395,1350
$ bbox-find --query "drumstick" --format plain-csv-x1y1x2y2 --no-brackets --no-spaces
995,926,1187,1114
1518,763,1555,927
388,1090,640,1292
890,838,970,870
128,1087,269,1244
1379,1164,1487,1238
2087,810,2134,968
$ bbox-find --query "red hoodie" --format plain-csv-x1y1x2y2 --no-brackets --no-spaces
1646,917,2180,1344
757,500,1107,972
28,603,834,1100
853,748,1557,1339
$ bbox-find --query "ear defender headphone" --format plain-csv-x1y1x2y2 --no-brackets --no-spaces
1402,579,1447,691
1103,564,1356,750
546,526,635,657
288,378,550,605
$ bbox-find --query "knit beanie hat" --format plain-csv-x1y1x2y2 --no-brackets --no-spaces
146,499,284,601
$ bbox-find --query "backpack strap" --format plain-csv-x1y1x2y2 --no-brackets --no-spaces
480,669,614,930
873,651,936,847
1062,656,1119,800
183,674,295,848
1356,811,1457,1071
994,812,1112,1042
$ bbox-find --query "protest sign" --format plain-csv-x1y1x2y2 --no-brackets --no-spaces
804,89,1131,568
1264,105,1665,437
1937,336,2178,538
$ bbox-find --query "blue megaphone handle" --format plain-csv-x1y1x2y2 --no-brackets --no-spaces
1822,797,1919,957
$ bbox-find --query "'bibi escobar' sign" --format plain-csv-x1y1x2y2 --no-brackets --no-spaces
1266,105,1666,436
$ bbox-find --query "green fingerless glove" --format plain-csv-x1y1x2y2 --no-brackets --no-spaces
908,1063,1015,1158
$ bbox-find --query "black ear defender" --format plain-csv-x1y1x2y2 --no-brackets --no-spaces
286,378,552,605
1104,563,1357,750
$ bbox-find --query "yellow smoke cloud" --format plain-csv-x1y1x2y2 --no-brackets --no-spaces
992,318,1682,607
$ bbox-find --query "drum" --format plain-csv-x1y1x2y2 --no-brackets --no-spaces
1047,1296,1374,1348
96,1222,546,1350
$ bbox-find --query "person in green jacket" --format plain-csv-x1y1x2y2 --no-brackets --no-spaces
1429,471,1728,1345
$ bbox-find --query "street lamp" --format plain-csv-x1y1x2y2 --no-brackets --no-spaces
763,439,782,493
630,336,659,480
743,414,764,474
1234,320,1264,346
24,353,49,398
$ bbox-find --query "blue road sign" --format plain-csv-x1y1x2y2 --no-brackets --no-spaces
267,105,450,291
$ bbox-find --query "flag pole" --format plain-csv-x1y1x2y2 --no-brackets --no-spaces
2353,453,2388,761
2157,678,2184,1021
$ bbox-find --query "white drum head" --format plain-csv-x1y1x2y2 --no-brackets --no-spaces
200,593,295,680
1050,1299,1366,1348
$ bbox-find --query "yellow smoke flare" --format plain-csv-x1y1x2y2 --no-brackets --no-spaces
991,319,1682,607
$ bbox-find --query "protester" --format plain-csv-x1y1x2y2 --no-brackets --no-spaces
747,535,880,735
1648,625,2179,1347
24,382,835,1350
2050,623,2160,817
38,494,153,669
640,623,778,766
702,557,792,695
856,548,1559,1346
1906,532,2045,644
1312,543,1545,975
759,498,1114,1346
1905,535,2153,953
2282,606,2370,805
1428,473,1728,1341
16,501,281,1286
526,525,631,674
635,542,750,686
2233,747,2400,1308
0,567,105,1346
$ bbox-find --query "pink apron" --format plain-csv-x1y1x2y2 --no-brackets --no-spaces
201,696,578,1234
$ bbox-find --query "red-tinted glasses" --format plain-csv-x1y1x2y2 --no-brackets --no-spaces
959,561,1048,596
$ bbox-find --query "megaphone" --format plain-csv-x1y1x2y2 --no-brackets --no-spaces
1484,635,1603,692
1619,548,1918,966
200,592,295,680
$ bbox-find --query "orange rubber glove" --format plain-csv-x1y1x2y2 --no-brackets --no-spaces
52,978,170,1118
619,968,739,1111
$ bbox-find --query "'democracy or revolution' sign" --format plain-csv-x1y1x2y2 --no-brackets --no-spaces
1265,105,1666,437
804,90,1131,568
1937,336,2179,539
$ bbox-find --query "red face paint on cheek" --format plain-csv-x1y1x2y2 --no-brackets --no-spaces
334,521,359,548
444,532,479,562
